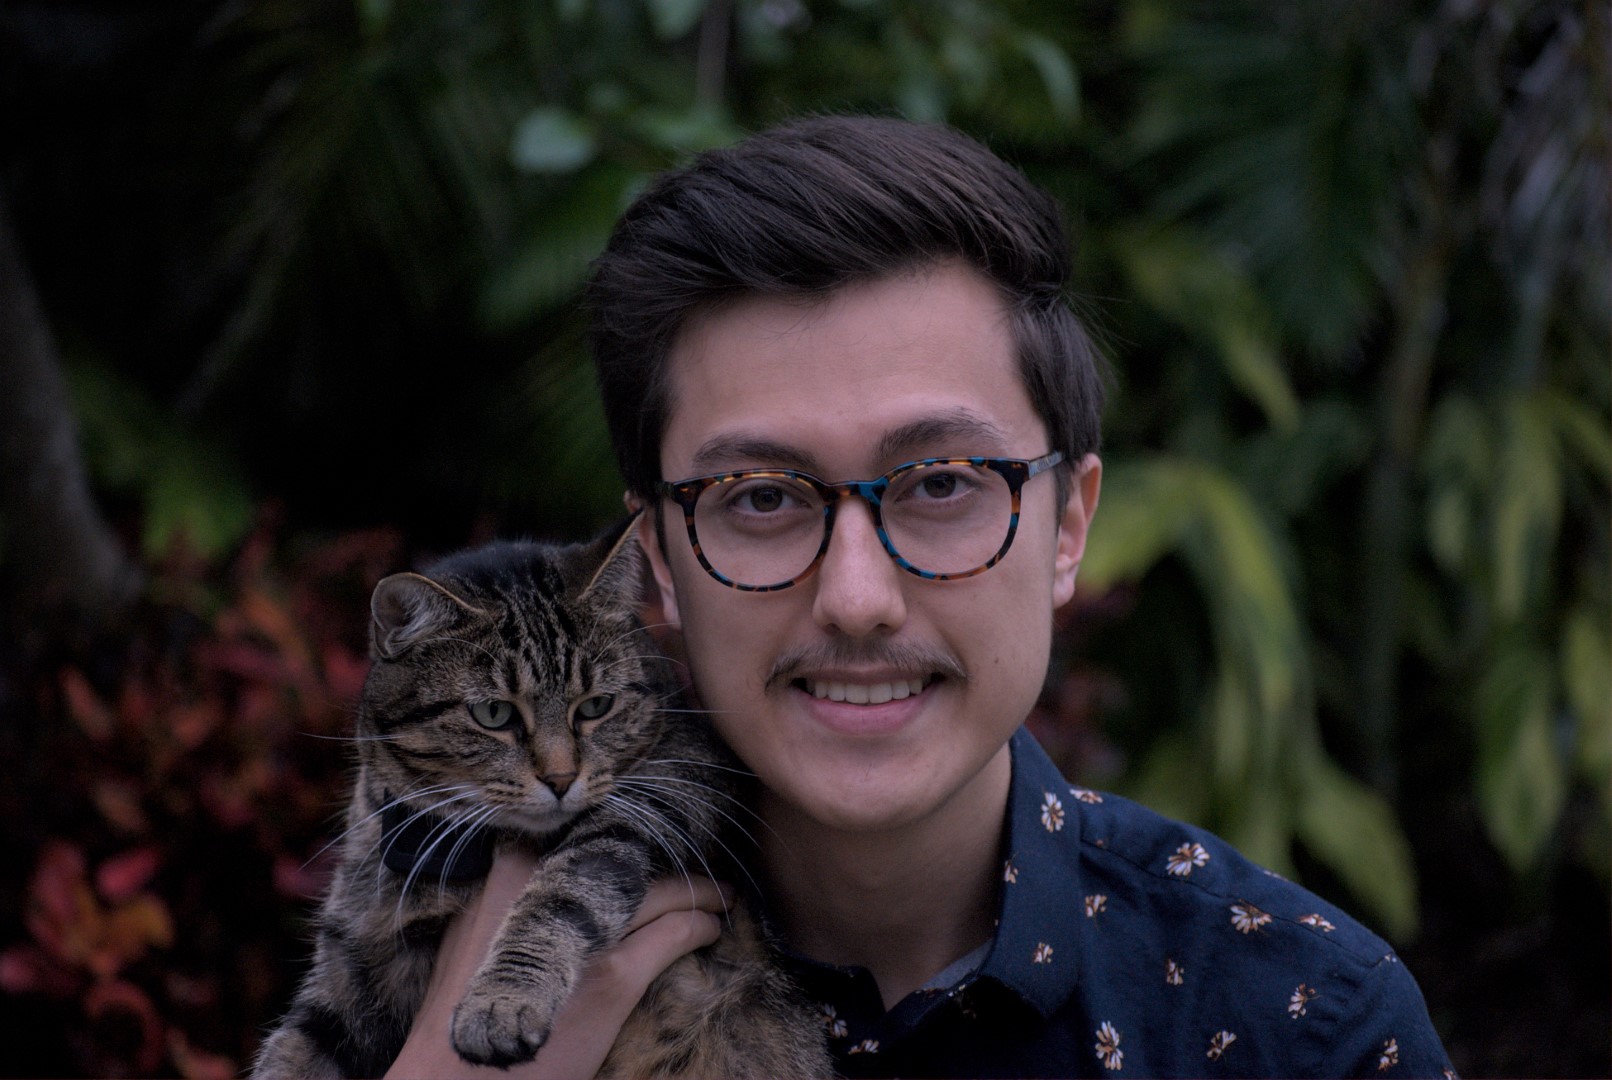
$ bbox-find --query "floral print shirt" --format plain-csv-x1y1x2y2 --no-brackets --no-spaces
782,729,1454,1078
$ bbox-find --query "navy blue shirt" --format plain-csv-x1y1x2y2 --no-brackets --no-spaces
783,729,1454,1078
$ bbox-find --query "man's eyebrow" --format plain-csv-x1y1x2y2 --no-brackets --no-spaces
687,410,1014,478
689,436,818,475
874,410,1013,462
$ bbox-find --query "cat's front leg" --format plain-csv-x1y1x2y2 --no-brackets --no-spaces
450,841,651,1067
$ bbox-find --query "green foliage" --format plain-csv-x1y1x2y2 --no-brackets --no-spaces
66,363,255,561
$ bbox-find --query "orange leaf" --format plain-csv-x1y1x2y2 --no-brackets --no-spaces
320,643,371,707
60,668,115,741
240,587,316,677
168,699,225,751
169,1029,238,1080
98,895,174,973
96,847,162,904
92,779,151,834
25,843,103,965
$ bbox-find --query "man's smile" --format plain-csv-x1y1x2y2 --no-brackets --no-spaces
799,675,931,704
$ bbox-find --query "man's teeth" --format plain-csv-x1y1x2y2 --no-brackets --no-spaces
807,678,927,703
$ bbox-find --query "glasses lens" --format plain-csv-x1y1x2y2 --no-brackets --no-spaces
692,473,826,587
882,461,1014,576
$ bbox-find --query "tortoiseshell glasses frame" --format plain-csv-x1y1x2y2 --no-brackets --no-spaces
655,451,1064,592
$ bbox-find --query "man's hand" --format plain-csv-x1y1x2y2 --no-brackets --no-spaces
385,847,728,1080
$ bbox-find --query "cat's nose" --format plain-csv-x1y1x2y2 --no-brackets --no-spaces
541,771,578,797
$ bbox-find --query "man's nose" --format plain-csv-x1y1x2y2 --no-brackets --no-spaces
811,496,907,638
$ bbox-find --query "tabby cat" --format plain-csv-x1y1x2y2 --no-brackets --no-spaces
253,525,830,1078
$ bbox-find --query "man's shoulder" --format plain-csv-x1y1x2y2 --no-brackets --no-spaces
1067,787,1395,967
996,731,1453,1077
1009,728,1391,967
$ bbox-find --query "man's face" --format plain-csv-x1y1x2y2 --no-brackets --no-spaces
638,263,1100,837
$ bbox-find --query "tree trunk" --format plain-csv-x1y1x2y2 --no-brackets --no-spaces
0,186,141,655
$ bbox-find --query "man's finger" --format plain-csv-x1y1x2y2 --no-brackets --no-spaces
625,875,734,934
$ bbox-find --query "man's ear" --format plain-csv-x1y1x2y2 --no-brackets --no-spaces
1052,454,1102,610
626,492,681,631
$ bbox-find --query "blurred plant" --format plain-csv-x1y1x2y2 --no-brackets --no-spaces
0,522,398,1077
1066,0,1609,942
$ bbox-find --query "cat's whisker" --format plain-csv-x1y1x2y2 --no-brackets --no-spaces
393,798,492,928
593,653,688,676
299,732,408,743
604,789,742,920
651,706,739,717
614,775,773,851
601,793,709,918
309,781,470,870
376,789,484,907
639,756,759,780
610,781,766,899
433,803,505,908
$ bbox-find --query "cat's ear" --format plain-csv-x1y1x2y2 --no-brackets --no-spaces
577,516,645,606
370,573,486,659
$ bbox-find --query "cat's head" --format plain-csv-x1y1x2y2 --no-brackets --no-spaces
359,523,678,839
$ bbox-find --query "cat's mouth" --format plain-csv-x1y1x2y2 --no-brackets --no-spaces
791,674,936,704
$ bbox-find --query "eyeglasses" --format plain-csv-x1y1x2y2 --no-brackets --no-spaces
656,452,1064,591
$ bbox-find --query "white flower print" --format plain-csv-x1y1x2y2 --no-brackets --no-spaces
1299,912,1336,932
1207,1030,1237,1061
1165,959,1184,985
1230,902,1272,934
1069,785,1104,804
1033,942,1054,964
1041,791,1065,831
1289,983,1318,1018
1378,1037,1400,1071
1084,894,1107,917
848,1039,880,1055
1094,1021,1124,1070
818,1003,848,1039
1166,842,1211,877
1003,859,1019,884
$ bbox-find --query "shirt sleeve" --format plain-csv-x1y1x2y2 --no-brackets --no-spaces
1324,953,1455,1079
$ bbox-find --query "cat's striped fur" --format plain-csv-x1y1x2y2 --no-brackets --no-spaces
253,526,829,1078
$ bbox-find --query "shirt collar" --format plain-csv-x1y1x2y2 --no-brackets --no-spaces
971,726,1088,1018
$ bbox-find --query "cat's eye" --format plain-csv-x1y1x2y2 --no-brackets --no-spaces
469,700,517,730
574,694,613,722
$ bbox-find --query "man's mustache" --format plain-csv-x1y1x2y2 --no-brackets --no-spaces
766,640,968,690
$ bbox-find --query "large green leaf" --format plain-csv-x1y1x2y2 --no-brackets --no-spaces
1111,226,1300,431
1475,643,1568,872
1295,754,1419,941
1561,608,1611,785
1491,398,1564,621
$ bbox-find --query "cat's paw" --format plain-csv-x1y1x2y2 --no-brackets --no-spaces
449,984,555,1068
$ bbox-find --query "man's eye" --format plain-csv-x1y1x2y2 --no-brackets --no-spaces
722,480,811,515
469,700,517,730
919,472,960,499
743,486,788,512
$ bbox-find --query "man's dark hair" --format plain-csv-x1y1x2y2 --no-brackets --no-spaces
587,114,1105,502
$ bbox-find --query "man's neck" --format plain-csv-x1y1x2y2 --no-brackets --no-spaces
758,744,1012,1011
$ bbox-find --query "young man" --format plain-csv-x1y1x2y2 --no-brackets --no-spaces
389,117,1452,1078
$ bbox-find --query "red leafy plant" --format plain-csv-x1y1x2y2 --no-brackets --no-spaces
0,522,403,1077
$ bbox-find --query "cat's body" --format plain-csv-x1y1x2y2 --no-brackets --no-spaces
253,529,829,1079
